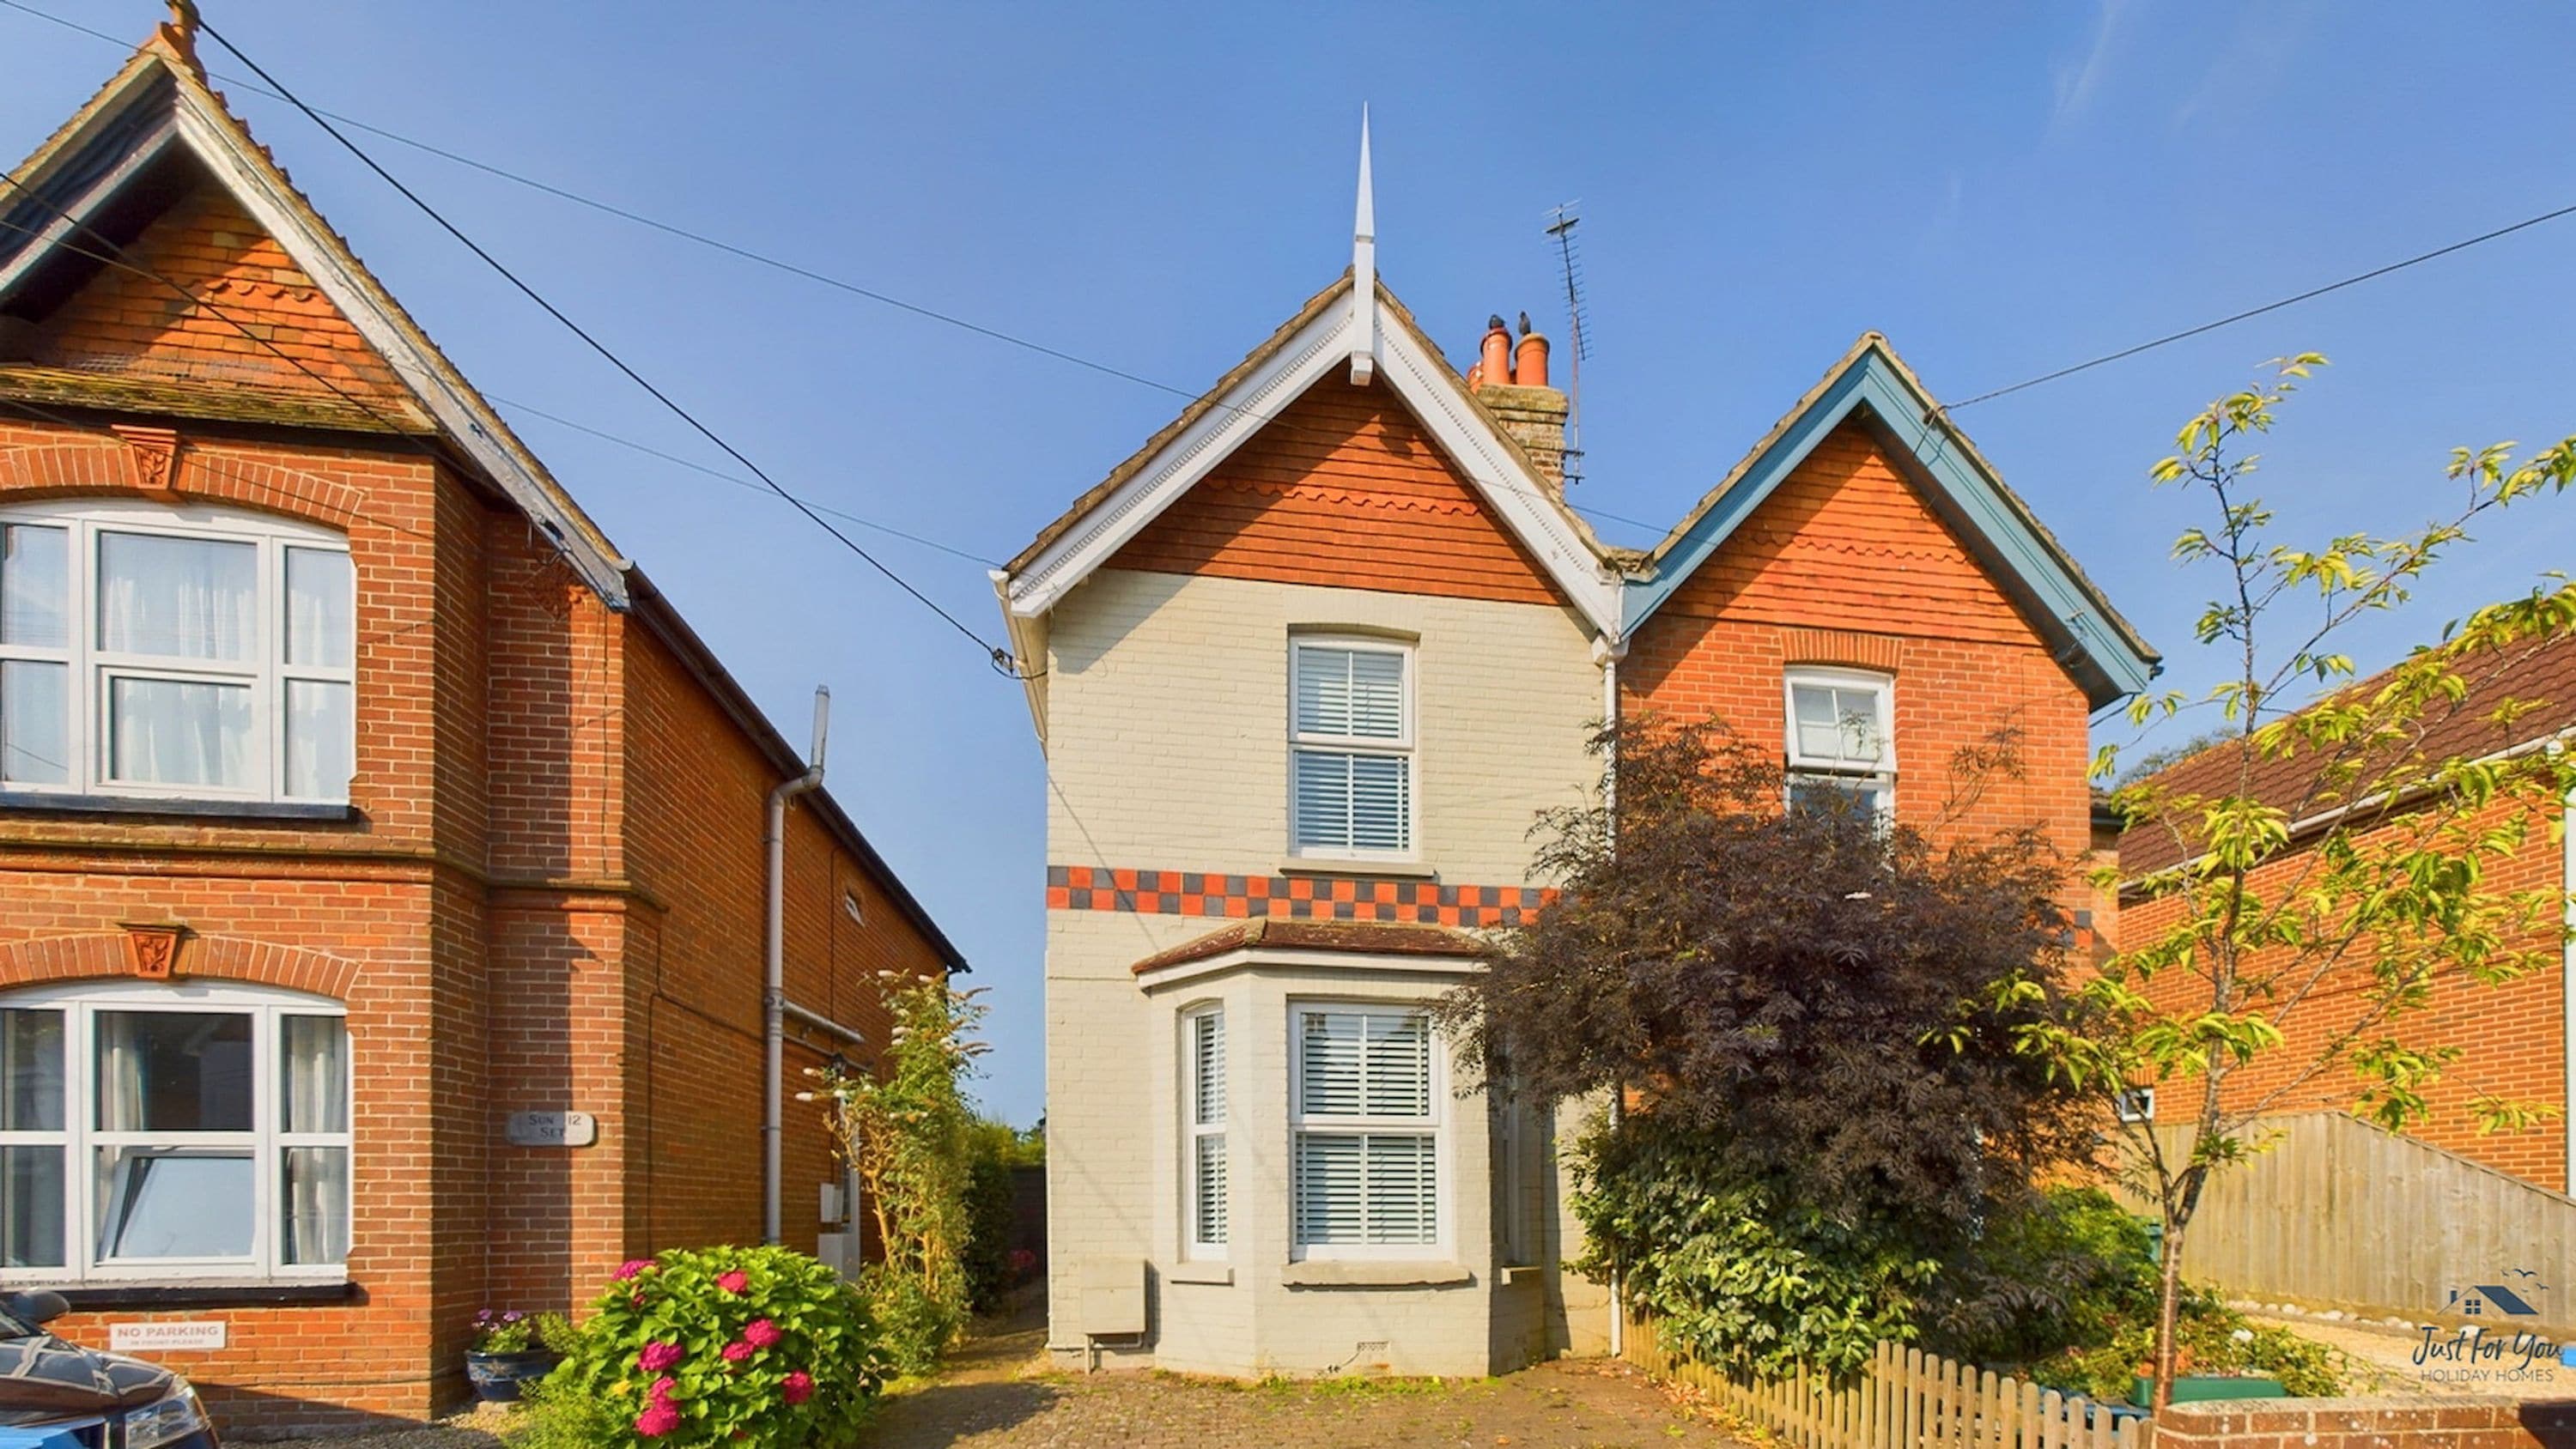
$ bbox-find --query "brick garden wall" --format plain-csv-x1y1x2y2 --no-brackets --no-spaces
2150,1396,2576,1449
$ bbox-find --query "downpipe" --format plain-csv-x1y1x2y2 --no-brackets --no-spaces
763,688,830,1246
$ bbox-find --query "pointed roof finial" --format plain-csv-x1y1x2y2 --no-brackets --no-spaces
158,0,205,72
1349,106,1377,385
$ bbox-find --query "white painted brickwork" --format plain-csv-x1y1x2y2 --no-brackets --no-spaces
1042,567,1607,1375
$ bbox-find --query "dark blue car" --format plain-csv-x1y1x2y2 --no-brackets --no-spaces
0,1294,216,1449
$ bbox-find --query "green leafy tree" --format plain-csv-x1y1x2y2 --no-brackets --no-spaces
1445,721,2099,1376
810,978,988,1373
2017,357,2576,1408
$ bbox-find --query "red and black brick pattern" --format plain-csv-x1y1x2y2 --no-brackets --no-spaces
1047,864,1553,926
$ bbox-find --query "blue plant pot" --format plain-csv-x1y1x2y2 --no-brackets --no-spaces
466,1349,558,1403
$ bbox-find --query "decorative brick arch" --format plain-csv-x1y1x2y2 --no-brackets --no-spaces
0,932,356,1002
0,431,369,530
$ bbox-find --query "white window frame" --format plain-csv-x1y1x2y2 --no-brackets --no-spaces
0,499,355,804
1182,1003,1227,1258
1287,1000,1448,1262
1287,636,1417,861
0,978,351,1285
1783,666,1895,823
2114,1086,2155,1124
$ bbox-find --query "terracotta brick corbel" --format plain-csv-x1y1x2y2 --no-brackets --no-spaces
111,425,183,499
120,923,191,980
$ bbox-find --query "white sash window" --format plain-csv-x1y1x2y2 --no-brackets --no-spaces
0,502,355,803
1183,1007,1227,1254
1290,639,1413,858
1291,1003,1443,1258
0,979,350,1283
1784,667,1895,822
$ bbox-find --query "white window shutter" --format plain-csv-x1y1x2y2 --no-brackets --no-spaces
1364,1134,1436,1244
1299,1011,1364,1117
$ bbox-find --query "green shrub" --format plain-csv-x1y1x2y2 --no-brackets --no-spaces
546,1245,884,1446
504,1372,626,1449
1930,1188,2162,1367
858,1263,961,1379
1573,1114,1940,1382
2031,1294,2342,1401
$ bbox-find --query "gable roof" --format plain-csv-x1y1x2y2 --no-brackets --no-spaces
995,269,1622,638
1626,333,2160,711
0,20,629,603
3,22,970,973
2117,625,2576,880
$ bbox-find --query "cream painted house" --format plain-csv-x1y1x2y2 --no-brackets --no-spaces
992,127,1623,1377
991,124,2157,1379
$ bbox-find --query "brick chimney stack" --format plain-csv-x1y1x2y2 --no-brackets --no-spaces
1469,315,1571,492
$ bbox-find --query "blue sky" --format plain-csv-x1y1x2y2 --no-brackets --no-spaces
8,3,2574,1126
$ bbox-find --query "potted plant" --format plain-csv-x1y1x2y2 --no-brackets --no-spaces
465,1308,568,1403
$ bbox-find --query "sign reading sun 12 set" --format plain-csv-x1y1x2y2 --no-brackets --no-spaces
506,1111,598,1148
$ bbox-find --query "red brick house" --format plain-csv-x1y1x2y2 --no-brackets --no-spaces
1620,333,2159,866
0,21,963,1428
2117,629,2576,1191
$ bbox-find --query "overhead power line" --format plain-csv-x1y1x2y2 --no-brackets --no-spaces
1944,199,2576,410
185,9,1021,674
0,0,1682,542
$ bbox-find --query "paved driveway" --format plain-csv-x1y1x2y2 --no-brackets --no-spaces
860,1309,1745,1449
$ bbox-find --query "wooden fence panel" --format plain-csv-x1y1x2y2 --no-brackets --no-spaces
1617,1314,2136,1449
2117,1110,2576,1332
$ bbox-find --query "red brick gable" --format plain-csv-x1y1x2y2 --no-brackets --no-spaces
31,182,409,409
1106,377,1564,606
1652,420,2038,644
1625,419,2091,854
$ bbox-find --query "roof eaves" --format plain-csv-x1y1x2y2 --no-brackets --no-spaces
4,29,633,608
626,569,971,973
1000,270,1355,578
1626,333,2160,703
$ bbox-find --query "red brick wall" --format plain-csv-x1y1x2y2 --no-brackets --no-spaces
33,185,410,408
1109,377,1564,604
0,179,959,1429
1624,421,2093,858
2150,1395,2576,1449
2119,795,2569,1189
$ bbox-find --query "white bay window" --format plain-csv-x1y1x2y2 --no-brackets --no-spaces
0,980,350,1282
0,502,354,803
1291,1003,1442,1258
1290,639,1413,858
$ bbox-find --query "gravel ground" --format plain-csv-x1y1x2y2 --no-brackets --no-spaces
264,1304,1747,1449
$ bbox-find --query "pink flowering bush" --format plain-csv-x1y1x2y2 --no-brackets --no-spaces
543,1245,884,1448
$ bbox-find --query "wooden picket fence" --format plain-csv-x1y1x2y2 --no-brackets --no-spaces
1622,1314,2145,1449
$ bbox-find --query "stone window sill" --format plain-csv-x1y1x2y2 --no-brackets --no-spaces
1278,858,1437,880
1166,1263,1234,1286
1499,1264,1545,1286
53,1279,357,1311
1281,1260,1472,1288
0,793,359,824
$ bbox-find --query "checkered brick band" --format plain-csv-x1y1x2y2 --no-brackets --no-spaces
1046,864,1552,927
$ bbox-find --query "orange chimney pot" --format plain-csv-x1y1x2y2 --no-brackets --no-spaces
1514,330,1550,390
1479,323,1513,393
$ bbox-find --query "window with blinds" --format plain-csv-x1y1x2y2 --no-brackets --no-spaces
1289,640,1413,857
1783,667,1895,824
1291,1004,1439,1255
1184,1007,1227,1252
